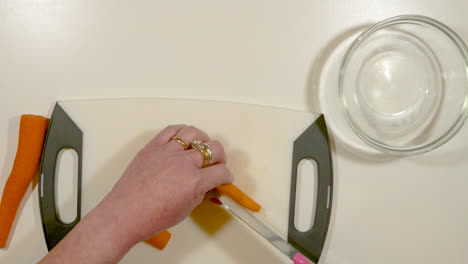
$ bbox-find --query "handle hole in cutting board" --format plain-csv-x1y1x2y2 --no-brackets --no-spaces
55,148,79,224
294,158,318,232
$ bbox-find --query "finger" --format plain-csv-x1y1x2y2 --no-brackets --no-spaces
174,125,210,147
149,124,187,146
198,164,233,191
186,140,226,168
165,125,211,152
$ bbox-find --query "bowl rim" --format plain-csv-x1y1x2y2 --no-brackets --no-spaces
339,14,468,155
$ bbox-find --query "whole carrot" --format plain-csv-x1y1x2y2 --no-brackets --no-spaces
0,115,49,248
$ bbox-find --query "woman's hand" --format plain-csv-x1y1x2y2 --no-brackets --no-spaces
40,125,233,264
103,124,233,242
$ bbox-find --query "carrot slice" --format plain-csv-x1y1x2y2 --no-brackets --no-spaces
216,184,261,212
0,115,49,248
144,230,172,250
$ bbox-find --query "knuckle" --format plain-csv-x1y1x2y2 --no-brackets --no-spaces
189,150,202,164
209,140,226,161
190,126,208,136
218,164,233,182
165,124,181,130
182,126,199,136
186,125,197,131
181,154,196,166
211,140,224,152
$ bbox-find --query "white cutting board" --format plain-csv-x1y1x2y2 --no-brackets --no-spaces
54,98,322,264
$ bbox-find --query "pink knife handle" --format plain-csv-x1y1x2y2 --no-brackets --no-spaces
292,253,314,264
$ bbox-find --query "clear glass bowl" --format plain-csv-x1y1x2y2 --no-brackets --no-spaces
339,15,468,155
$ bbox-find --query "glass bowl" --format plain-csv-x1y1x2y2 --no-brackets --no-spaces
339,15,468,155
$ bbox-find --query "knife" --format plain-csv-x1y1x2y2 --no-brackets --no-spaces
216,195,314,264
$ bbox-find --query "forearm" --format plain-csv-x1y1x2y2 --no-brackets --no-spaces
39,199,138,264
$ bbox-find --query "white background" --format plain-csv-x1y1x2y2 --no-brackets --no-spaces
1,0,468,263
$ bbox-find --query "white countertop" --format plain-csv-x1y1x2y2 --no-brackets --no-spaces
1,1,468,263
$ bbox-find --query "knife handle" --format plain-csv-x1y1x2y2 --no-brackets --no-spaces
292,253,314,264
0,115,49,248
39,104,83,250
288,115,333,263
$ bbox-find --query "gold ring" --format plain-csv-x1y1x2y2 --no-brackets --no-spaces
190,140,213,168
171,137,189,150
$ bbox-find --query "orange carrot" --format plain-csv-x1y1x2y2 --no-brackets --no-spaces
144,230,172,250
0,115,49,248
216,184,261,212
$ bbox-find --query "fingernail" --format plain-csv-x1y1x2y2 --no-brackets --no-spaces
209,198,222,205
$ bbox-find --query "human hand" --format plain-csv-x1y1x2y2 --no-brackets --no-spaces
98,124,233,244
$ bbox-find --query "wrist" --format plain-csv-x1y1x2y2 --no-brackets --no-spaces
88,199,141,251
98,189,169,244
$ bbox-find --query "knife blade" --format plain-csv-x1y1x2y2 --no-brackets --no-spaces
217,196,314,264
